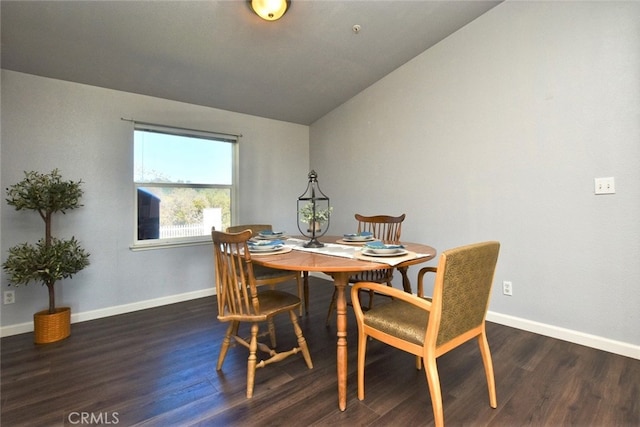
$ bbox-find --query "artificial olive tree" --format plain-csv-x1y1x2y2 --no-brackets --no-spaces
3,169,90,314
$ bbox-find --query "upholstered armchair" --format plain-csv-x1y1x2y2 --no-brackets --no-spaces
351,241,500,426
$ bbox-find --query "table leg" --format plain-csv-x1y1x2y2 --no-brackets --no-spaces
398,266,412,293
332,271,349,411
303,271,310,315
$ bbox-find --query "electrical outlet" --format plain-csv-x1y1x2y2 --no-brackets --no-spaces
594,177,615,194
3,290,15,304
502,281,513,296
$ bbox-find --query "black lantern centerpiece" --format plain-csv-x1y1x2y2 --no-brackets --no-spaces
297,170,331,248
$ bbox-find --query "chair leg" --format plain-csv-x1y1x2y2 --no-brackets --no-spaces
357,329,368,400
267,318,277,348
424,355,444,427
365,279,392,310
247,323,259,398
288,310,313,369
366,289,375,310
217,321,237,370
478,330,497,408
326,288,337,326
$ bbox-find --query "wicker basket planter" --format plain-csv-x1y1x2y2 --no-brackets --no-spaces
34,307,71,344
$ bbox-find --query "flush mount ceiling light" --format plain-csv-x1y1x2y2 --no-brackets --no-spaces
250,0,290,21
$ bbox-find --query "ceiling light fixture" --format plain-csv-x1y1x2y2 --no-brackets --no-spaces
250,0,290,21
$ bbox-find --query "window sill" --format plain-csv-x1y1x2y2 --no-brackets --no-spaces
130,239,212,251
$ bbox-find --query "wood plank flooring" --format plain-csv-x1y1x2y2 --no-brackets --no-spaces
2,277,639,426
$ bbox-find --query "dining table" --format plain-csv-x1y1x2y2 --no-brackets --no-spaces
250,235,437,411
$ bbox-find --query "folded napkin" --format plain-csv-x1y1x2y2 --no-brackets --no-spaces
364,241,404,249
343,231,373,238
259,230,284,236
249,239,284,246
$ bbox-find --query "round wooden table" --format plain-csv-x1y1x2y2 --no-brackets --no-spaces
251,236,436,411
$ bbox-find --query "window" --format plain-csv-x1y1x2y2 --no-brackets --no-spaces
133,122,237,248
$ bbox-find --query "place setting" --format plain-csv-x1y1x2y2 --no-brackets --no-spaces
354,240,417,265
247,237,292,256
252,230,289,240
335,231,377,245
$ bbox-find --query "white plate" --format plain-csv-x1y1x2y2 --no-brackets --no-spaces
361,248,408,257
366,246,404,254
248,246,292,256
336,239,373,246
249,244,284,252
343,235,375,242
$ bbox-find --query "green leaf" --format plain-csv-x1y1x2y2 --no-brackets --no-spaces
2,238,90,287
6,169,84,214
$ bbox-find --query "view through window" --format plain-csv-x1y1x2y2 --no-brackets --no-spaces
133,123,236,245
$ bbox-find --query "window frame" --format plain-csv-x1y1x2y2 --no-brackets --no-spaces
130,122,239,250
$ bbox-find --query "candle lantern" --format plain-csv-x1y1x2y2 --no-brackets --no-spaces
297,170,331,248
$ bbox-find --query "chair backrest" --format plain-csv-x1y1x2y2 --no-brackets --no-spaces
355,213,405,243
428,241,500,349
211,229,261,319
226,224,272,235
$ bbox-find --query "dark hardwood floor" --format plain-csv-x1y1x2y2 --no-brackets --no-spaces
2,277,639,426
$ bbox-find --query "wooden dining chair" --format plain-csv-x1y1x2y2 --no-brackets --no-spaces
325,213,406,325
211,229,313,398
351,241,500,427
226,224,307,316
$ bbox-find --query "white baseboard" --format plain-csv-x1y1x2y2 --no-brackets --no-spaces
2,286,638,360
312,272,639,360
0,288,215,338
487,311,640,360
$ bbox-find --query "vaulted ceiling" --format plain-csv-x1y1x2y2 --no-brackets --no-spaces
1,1,501,125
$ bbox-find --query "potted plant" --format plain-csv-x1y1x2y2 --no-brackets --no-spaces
299,202,332,232
2,169,90,344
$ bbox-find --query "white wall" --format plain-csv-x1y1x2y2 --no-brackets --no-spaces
2,1,638,359
311,1,640,352
1,70,309,332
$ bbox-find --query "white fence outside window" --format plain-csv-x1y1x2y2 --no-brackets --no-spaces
160,224,207,239
159,208,222,239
